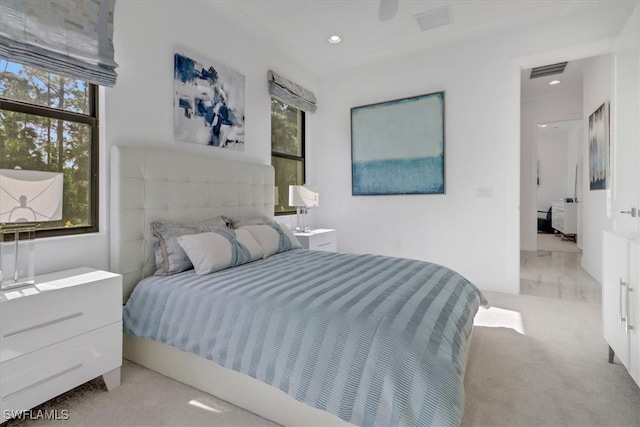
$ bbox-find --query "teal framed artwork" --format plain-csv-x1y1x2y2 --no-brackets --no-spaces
351,91,445,195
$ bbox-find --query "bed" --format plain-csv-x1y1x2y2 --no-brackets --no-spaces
111,145,486,427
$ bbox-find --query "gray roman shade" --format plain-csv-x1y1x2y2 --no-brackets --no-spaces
0,0,118,87
268,70,316,113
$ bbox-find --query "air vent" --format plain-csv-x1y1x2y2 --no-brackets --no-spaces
414,6,452,31
530,62,568,79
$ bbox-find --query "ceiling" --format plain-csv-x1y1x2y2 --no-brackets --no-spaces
208,0,637,76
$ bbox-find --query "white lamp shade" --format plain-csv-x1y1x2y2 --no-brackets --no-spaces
288,185,319,207
0,169,64,223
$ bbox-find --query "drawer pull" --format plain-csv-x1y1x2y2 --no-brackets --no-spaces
317,242,332,247
627,287,634,333
620,279,627,325
3,312,83,339
2,363,83,401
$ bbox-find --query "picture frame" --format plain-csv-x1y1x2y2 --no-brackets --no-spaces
351,91,445,195
588,102,609,190
173,47,245,150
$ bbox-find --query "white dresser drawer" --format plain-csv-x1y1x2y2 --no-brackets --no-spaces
1,323,121,414
0,269,122,363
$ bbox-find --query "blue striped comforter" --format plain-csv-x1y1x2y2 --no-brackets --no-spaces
123,249,486,426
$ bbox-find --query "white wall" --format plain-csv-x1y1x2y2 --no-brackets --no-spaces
581,54,613,283
107,0,317,163
312,8,623,294
33,0,318,276
313,41,515,293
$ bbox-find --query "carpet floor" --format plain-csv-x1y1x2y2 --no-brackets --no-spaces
4,292,639,427
462,291,639,426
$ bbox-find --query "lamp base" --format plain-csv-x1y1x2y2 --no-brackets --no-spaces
295,207,311,232
0,224,36,290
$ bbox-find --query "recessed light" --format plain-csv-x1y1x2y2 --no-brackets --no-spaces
538,124,547,128
548,80,561,85
327,35,342,44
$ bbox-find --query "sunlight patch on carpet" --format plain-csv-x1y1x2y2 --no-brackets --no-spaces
189,399,223,413
474,306,525,335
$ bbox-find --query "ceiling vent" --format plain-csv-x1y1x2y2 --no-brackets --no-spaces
530,62,568,79
414,6,452,31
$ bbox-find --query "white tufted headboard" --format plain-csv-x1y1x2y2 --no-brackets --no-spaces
110,145,274,301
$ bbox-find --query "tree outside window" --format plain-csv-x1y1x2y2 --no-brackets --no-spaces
271,98,304,215
0,60,98,236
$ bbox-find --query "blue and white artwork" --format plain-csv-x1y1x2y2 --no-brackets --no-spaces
588,102,608,190
174,48,245,150
351,92,445,195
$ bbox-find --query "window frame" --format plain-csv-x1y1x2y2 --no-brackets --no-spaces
0,84,99,238
271,98,305,216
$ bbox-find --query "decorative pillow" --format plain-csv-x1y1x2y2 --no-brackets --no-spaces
151,217,231,275
177,229,264,275
229,216,277,229
240,223,301,258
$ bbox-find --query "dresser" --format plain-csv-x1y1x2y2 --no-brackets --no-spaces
0,268,122,422
551,200,578,235
294,229,337,252
603,231,639,387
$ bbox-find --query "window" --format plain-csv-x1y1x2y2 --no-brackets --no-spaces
0,60,98,237
271,98,305,215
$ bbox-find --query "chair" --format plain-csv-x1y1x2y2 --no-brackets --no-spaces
537,207,553,234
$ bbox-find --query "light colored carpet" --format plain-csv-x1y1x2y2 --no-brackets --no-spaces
537,233,581,254
4,292,639,427
2,360,279,427
463,291,639,427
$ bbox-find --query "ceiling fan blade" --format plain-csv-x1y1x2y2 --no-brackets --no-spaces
379,0,398,22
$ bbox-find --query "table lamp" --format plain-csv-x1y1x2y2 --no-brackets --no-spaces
288,185,319,232
0,169,64,289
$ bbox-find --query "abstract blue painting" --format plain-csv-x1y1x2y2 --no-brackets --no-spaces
351,92,445,195
174,47,245,150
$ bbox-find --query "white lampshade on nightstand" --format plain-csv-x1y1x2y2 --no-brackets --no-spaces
289,185,318,232
0,169,64,289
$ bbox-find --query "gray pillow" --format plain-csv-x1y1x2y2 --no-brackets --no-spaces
151,217,231,275
229,216,277,229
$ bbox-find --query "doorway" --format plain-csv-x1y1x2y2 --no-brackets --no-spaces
536,119,582,252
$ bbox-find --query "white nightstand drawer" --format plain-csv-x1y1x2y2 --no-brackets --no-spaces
1,323,121,414
0,269,122,363
309,238,337,251
295,229,337,252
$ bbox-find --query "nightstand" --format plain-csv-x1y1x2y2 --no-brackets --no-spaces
294,228,337,252
0,267,122,422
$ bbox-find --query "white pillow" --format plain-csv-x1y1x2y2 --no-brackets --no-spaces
241,224,302,258
241,224,280,257
177,229,264,275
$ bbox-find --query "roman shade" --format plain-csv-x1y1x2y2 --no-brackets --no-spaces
0,0,118,87
268,70,316,113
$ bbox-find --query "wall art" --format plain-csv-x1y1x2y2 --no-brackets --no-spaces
351,92,445,195
174,47,245,150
